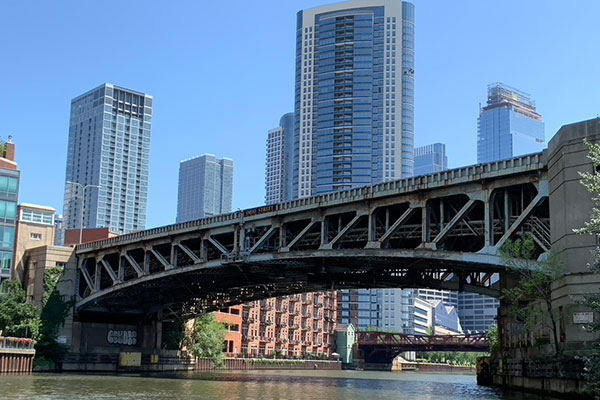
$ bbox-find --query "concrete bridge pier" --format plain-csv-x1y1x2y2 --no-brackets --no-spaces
493,118,600,396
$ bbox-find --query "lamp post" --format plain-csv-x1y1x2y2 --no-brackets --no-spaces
66,181,101,244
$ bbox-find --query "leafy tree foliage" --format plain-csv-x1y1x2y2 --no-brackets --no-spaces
0,280,40,339
36,268,72,363
487,325,499,357
417,351,485,366
575,140,600,396
500,236,564,357
162,319,186,350
187,314,227,367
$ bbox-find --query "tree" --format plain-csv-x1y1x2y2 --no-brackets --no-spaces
0,281,40,339
426,325,434,336
187,314,228,367
162,319,186,350
487,325,499,357
500,236,564,357
575,140,600,396
36,268,73,363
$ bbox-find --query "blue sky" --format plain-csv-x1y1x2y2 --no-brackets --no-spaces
1,0,599,229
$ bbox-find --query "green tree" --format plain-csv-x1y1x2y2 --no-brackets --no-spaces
575,140,600,396
500,236,564,357
0,281,40,339
36,268,72,363
187,314,227,367
162,319,186,350
487,325,499,357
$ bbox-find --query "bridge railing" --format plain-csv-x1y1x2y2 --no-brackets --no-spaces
356,331,489,347
76,152,545,252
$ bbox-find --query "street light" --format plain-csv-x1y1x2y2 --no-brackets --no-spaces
66,181,101,244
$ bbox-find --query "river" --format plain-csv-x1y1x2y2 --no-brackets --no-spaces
1,370,561,399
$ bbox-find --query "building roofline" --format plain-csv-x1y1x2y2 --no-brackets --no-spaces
71,83,152,103
18,203,56,212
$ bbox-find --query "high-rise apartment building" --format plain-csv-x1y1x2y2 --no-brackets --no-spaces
265,113,294,205
414,143,447,176
0,139,19,284
176,154,233,223
63,83,152,236
293,0,415,199
292,0,415,334
477,83,545,164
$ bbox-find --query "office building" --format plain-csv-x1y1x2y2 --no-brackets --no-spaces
0,138,18,283
54,214,64,246
458,293,499,333
293,0,415,199
62,83,152,236
176,154,233,222
477,83,545,164
416,289,458,308
430,300,462,335
414,143,447,176
265,113,294,205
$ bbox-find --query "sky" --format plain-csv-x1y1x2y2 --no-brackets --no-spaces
1,0,599,230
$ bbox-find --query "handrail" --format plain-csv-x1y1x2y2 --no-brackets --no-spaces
0,336,35,350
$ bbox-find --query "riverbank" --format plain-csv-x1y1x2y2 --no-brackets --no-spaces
196,357,341,371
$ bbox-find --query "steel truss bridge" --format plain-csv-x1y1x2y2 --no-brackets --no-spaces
357,331,489,353
74,153,549,320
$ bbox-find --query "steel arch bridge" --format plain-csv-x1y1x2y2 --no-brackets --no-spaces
74,154,549,320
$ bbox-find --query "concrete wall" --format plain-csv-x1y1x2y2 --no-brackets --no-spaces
547,118,600,352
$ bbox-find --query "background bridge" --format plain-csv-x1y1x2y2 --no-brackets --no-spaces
73,153,548,320
356,331,489,364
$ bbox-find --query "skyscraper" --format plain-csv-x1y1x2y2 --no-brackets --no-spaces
292,0,415,333
63,83,152,236
176,154,233,223
293,0,415,199
414,143,447,176
477,83,545,164
265,113,294,205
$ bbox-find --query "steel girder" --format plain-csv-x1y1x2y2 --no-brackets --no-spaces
74,154,548,319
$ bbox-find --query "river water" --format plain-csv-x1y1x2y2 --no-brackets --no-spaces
1,370,561,400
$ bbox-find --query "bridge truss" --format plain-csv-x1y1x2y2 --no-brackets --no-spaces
74,154,548,320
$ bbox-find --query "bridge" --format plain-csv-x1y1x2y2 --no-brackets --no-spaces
73,153,548,321
356,331,489,364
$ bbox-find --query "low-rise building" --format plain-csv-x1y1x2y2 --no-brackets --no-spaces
21,245,75,306
13,204,57,283
213,306,242,355
242,292,337,357
335,323,356,364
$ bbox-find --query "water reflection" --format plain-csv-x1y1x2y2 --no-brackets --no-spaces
2,370,562,400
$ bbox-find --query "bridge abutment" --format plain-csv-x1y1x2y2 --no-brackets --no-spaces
493,118,600,397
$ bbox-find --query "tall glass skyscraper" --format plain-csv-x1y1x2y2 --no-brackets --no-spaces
414,143,447,176
291,0,415,332
176,154,233,223
477,83,545,164
265,113,294,205
63,83,152,236
293,0,415,199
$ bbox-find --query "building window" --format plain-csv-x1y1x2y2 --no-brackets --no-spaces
30,233,42,240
